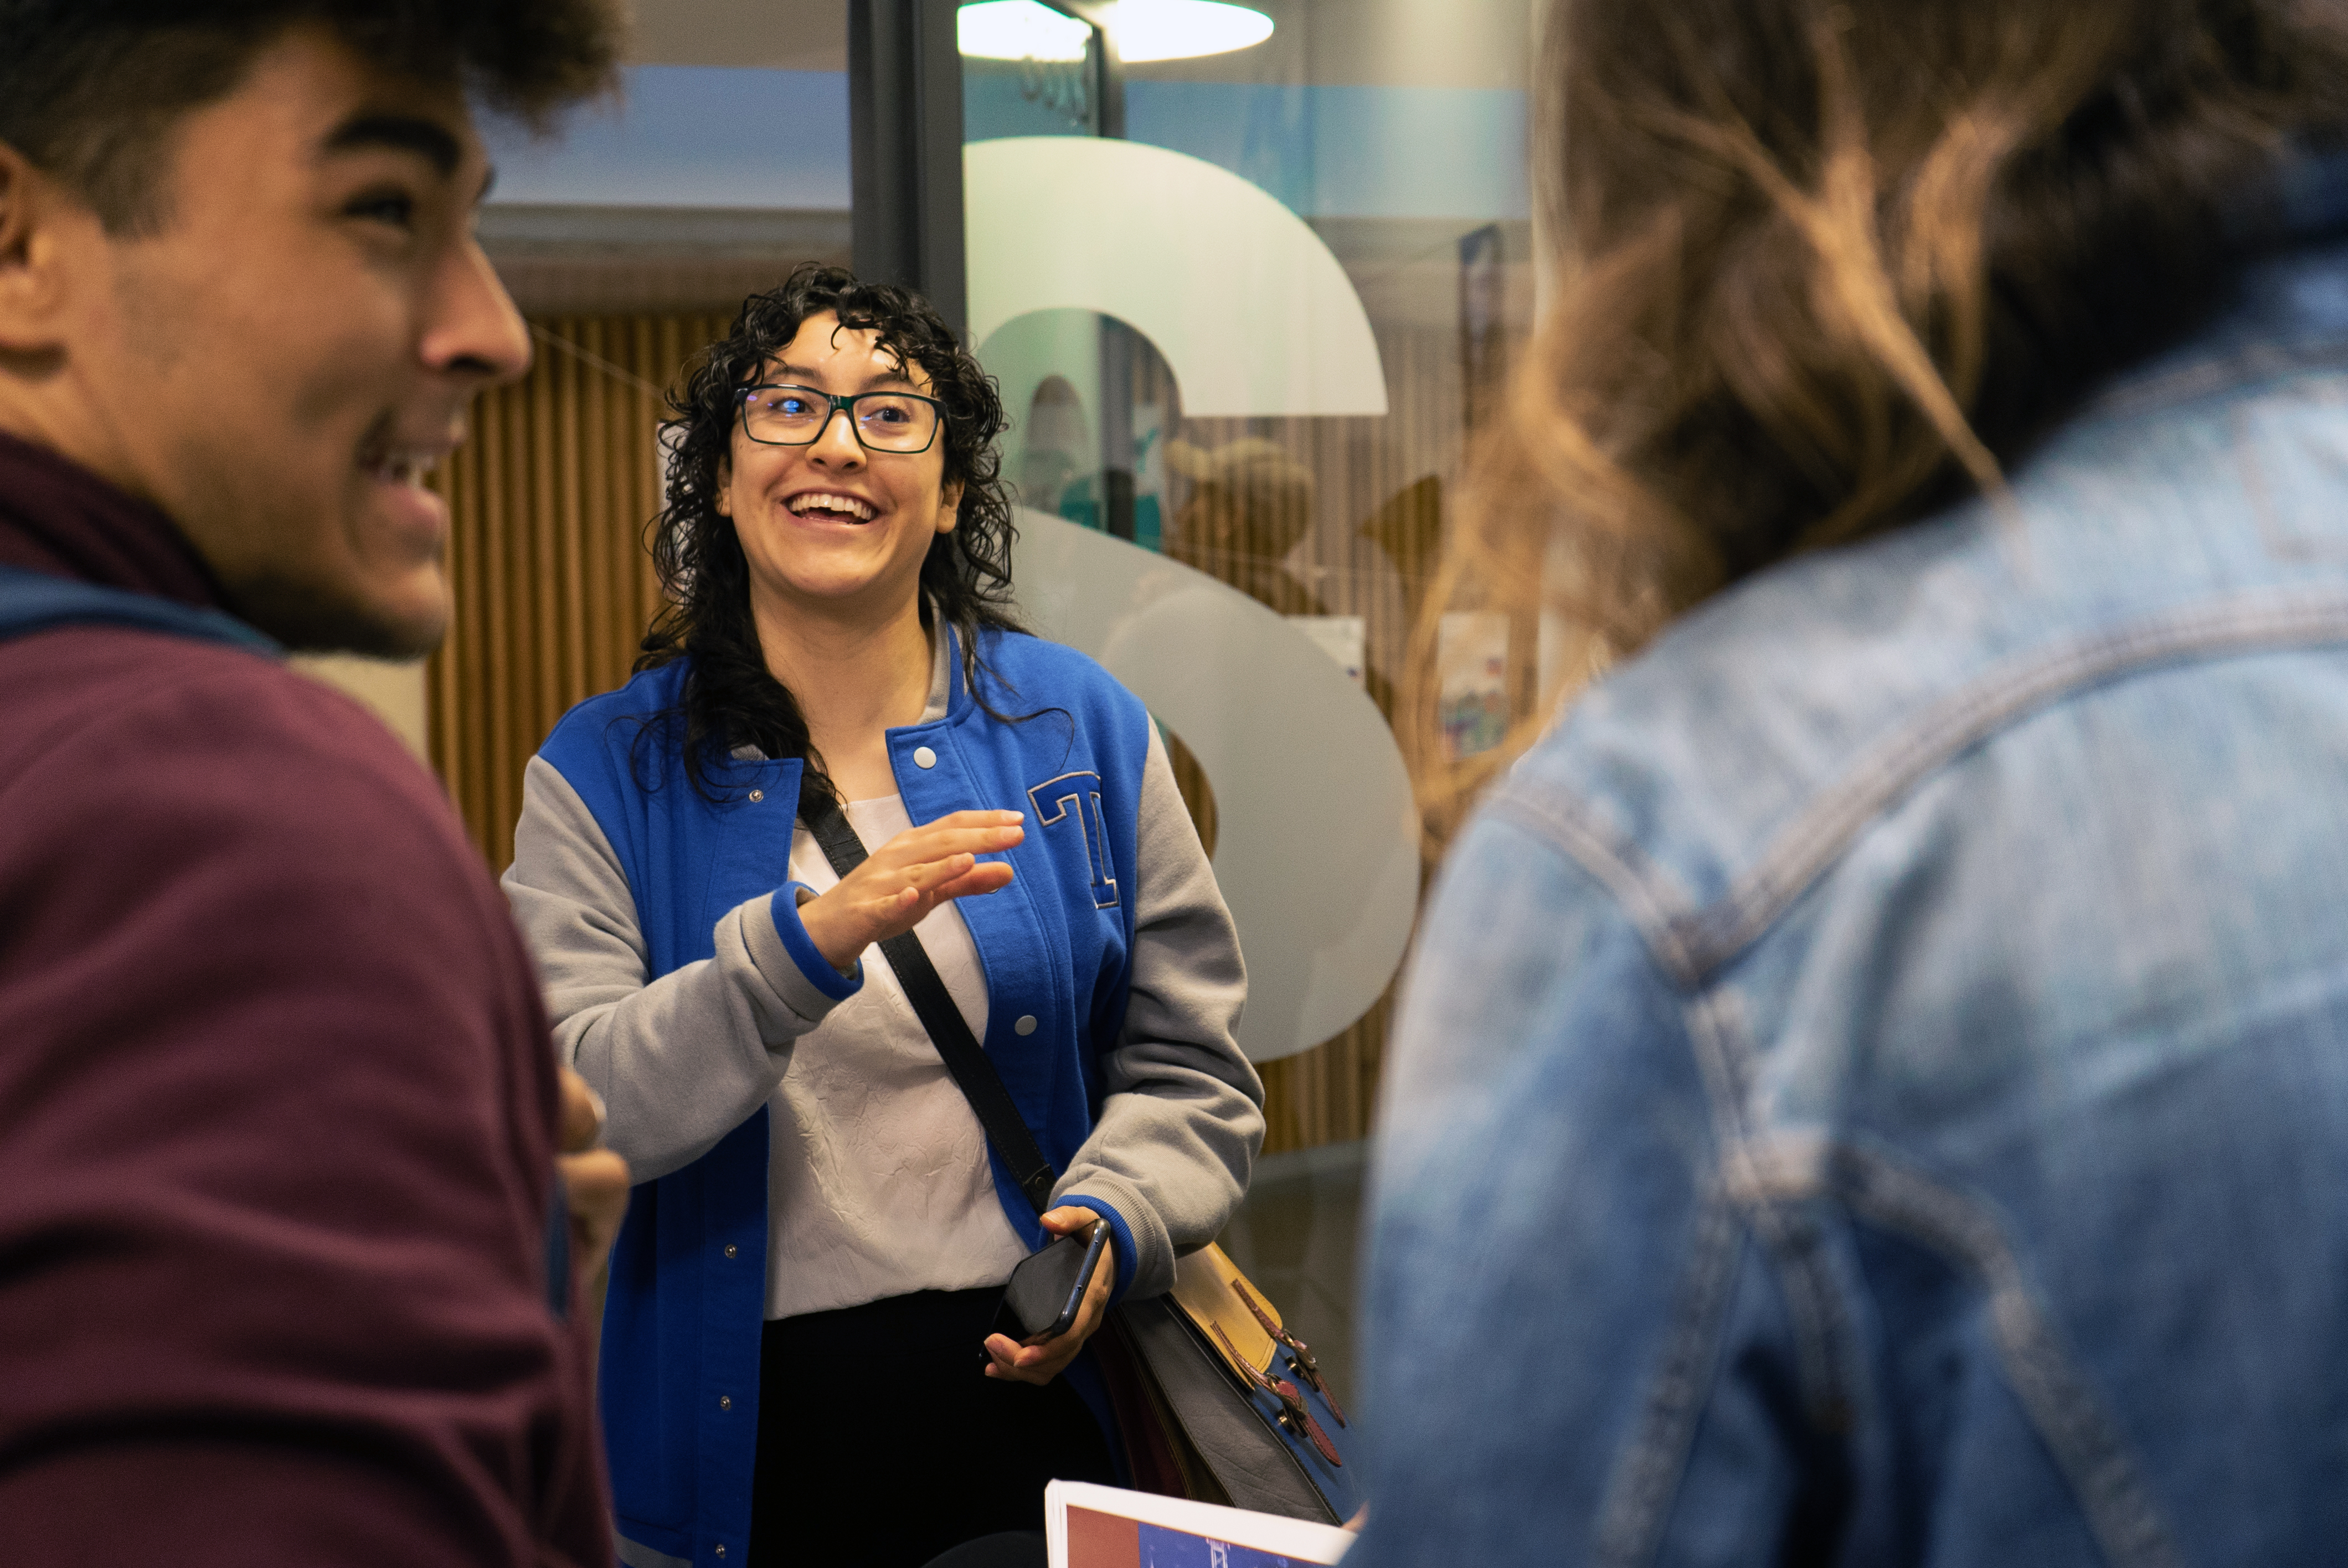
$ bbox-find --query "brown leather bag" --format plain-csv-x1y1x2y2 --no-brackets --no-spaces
1094,1244,1358,1523
800,793,1361,1524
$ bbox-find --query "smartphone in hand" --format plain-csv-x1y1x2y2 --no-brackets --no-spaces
1001,1220,1110,1340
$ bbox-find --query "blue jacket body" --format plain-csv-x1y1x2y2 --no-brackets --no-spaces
538,629,1154,1567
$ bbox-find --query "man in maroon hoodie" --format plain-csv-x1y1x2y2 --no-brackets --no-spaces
0,4,629,1564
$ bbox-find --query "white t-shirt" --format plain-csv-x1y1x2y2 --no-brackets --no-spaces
764,793,1031,1318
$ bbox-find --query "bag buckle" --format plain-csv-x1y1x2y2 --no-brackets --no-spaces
1232,1276,1347,1427
1211,1322,1342,1468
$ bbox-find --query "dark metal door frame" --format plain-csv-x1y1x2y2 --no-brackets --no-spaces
848,1,1134,338
849,0,1137,537
849,0,969,336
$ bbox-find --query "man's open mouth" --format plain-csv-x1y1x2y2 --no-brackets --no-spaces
364,450,441,490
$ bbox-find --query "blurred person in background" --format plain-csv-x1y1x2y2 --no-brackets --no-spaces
1164,436,1322,615
0,4,626,1564
1355,0,2348,1563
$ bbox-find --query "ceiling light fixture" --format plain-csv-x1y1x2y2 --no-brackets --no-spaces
1103,0,1274,62
959,0,1274,66
959,2,1090,63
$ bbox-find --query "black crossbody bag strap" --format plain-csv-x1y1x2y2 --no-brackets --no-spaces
801,786,1352,1523
799,784,1059,1216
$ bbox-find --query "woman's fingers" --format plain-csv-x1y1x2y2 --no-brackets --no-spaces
821,855,1015,953
559,1147,631,1282
931,862,1016,901
877,829,1024,874
981,1331,1032,1380
857,861,1011,943
867,812,1024,871
796,812,1027,969
555,1067,606,1154
930,808,1027,831
981,1327,1083,1385
982,1211,1115,1386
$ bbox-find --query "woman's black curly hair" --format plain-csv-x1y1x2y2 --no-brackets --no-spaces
637,262,1026,805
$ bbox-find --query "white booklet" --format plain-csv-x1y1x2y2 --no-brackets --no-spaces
1046,1480,1356,1567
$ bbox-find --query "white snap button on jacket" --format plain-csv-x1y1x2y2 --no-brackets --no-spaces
913,746,938,769
747,788,763,803
1015,1015,1038,1035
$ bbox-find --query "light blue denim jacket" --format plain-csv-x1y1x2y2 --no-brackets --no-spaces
1354,225,2348,1566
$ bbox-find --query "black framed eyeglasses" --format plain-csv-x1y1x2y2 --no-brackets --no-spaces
738,383,944,454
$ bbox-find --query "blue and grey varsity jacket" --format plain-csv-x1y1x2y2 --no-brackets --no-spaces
501,625,1262,1568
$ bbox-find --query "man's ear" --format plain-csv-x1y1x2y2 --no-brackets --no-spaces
0,145,78,356
936,478,963,535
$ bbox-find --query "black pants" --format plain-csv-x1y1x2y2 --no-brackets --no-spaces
749,1287,1115,1568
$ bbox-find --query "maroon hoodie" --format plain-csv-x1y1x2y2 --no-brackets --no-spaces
0,431,611,1567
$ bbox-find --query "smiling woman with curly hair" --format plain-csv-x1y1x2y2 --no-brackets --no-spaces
500,264,1264,1568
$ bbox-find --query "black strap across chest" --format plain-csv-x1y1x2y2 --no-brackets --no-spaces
797,781,1060,1217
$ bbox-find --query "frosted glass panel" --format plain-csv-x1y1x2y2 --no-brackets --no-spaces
1012,510,1417,1062
965,137,1386,418
961,0,1537,1091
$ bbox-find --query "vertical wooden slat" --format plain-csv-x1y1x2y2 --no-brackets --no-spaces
485,386,515,855
481,380,516,862
428,311,730,873
524,328,562,843
426,442,467,795
581,318,617,688
554,319,590,721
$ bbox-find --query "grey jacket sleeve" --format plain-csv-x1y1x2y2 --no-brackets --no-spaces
501,755,856,1183
1054,724,1264,1299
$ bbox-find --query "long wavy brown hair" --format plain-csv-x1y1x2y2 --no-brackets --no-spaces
1417,0,2348,823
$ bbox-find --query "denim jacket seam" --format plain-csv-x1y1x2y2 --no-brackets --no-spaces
1481,787,1706,986
1690,993,1862,1435
2081,334,2348,426
1590,1183,1745,1568
1588,986,1865,1564
1738,1136,2187,1568
1485,638,2263,1559
1689,993,2183,1565
1671,589,2348,981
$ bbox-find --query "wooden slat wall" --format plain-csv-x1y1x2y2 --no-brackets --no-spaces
428,314,732,869
425,312,1470,1155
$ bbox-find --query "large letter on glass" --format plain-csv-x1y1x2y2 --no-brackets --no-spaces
1013,509,1419,1063
965,136,1387,417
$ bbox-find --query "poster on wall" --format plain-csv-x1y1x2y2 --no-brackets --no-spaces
1436,611,1510,760
1285,614,1366,689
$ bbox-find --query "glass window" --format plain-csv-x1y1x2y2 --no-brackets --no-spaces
959,0,1539,1149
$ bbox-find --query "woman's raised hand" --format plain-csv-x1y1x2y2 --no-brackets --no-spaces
796,809,1024,972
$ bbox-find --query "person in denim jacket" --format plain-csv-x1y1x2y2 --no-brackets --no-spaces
1353,2,2348,1564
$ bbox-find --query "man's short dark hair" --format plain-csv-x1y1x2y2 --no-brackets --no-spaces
0,1,622,235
